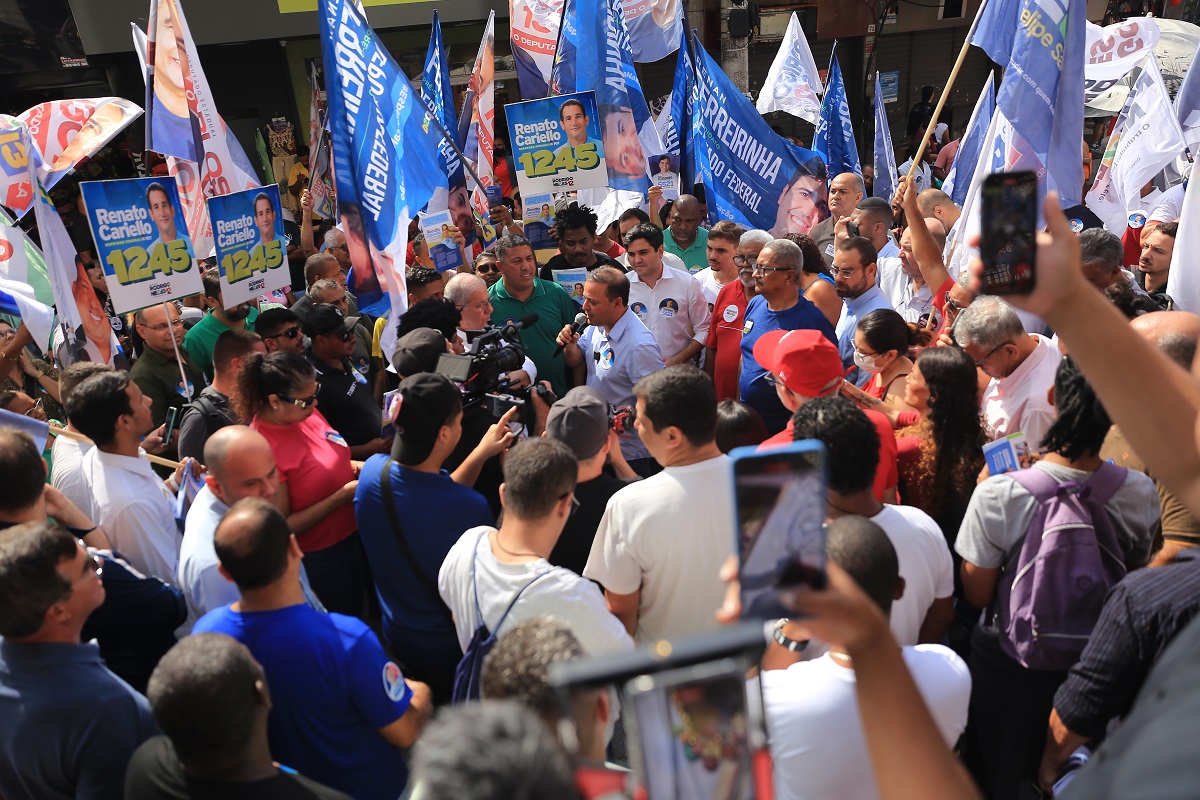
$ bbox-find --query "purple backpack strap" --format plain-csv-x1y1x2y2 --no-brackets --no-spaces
1009,460,1127,506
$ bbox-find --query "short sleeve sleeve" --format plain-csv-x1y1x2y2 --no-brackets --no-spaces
583,495,645,595
955,475,1030,569
347,625,413,729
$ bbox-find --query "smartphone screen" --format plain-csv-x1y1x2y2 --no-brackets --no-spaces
980,171,1038,295
163,406,180,444
730,441,827,620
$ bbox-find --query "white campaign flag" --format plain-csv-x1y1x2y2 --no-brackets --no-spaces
1166,176,1200,311
0,225,53,350
1084,18,1160,103
1175,53,1200,154
756,13,823,124
1085,58,1186,234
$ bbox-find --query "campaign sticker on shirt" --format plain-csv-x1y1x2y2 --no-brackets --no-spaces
325,430,348,447
722,303,739,323
599,345,615,370
742,319,754,335
659,298,679,318
825,242,835,257
175,379,195,400
630,301,648,318
110,315,124,332
382,661,406,702
1129,212,1147,229
1069,218,1085,233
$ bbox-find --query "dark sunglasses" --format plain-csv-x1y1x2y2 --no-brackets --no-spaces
264,327,302,340
476,263,499,274
278,391,319,409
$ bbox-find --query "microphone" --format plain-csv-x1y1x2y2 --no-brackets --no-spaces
553,312,589,357
500,312,540,341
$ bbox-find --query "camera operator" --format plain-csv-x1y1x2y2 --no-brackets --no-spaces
556,266,666,477
445,273,537,390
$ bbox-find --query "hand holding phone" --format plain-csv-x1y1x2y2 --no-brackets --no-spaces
980,171,1038,295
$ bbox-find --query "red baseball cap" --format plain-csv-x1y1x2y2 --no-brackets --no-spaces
752,329,845,397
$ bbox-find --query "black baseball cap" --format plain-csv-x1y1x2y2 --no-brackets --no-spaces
392,328,446,377
302,304,359,338
545,386,610,460
393,372,463,465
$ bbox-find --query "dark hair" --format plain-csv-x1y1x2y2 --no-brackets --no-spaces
147,633,263,764
213,498,293,591
494,234,533,264
0,391,19,410
396,298,462,343
1157,221,1179,239
618,207,650,226
502,438,577,520
1102,279,1156,319
708,220,745,245
856,308,927,355
59,362,112,418
412,701,579,800
826,515,899,615
782,232,827,275
584,266,629,305
1157,333,1199,369
201,269,222,300
855,196,894,229
235,351,316,421
70,370,134,446
1040,356,1112,460
145,181,171,208
0,430,46,513
253,192,271,212
623,222,664,251
213,329,263,376
482,616,583,724
838,236,878,267
407,264,442,289
791,397,880,494
921,85,935,101
0,521,77,638
553,203,598,239
1078,228,1123,270
254,308,301,339
633,365,717,448
715,400,768,453
558,98,586,122
304,253,339,286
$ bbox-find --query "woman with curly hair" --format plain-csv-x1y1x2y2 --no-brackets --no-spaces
782,232,841,326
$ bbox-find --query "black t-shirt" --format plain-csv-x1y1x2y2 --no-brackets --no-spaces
443,405,504,517
125,736,351,799
907,100,935,137
539,251,624,281
307,351,382,447
548,473,629,575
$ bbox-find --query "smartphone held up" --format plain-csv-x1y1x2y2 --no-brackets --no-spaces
980,171,1038,295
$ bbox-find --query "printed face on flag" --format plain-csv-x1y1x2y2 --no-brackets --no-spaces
152,0,190,114
46,102,141,176
772,166,828,236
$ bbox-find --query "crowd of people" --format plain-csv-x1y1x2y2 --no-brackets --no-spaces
2,97,1200,800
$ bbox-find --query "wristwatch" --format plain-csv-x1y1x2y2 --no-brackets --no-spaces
773,618,809,652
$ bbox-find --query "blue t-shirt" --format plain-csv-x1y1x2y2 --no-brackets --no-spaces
738,293,837,434
193,603,413,800
354,455,493,677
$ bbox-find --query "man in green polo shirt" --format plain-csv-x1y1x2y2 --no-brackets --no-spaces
130,301,205,465
183,271,259,382
488,234,580,396
663,194,709,274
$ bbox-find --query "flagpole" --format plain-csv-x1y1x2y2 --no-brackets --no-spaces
48,423,182,470
906,0,990,182
162,300,195,408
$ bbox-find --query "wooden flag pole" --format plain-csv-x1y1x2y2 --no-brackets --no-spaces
48,423,182,470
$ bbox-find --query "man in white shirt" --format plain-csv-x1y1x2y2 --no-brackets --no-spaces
617,209,687,272
72,370,192,585
584,366,734,642
879,217,946,325
954,296,1063,449
761,515,970,800
50,361,113,512
691,220,744,306
438,437,633,661
625,223,711,366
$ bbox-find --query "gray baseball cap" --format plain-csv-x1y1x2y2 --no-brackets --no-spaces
545,386,610,460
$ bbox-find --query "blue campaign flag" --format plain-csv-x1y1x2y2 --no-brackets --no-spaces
659,26,696,190
320,0,444,316
813,49,861,179
422,11,463,188
971,0,1085,205
943,73,996,206
690,31,829,236
872,73,898,202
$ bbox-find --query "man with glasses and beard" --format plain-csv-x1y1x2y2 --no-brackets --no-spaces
131,301,204,463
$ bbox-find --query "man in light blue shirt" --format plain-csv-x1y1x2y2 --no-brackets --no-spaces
833,237,893,387
558,266,665,471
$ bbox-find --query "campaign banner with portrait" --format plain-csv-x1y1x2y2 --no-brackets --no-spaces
648,153,681,201
506,92,608,197
206,185,291,308
522,192,557,262
80,177,201,315
419,209,465,273
550,267,588,301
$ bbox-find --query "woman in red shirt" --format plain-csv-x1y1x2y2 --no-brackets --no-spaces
237,351,363,616
853,308,929,413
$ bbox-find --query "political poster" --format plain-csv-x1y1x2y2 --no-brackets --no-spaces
1084,17,1160,102
419,209,465,273
206,185,291,308
510,0,563,100
506,92,608,196
80,177,201,315
648,153,681,201
551,267,588,300
523,192,557,261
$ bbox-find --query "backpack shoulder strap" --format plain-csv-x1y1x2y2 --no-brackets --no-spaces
1008,464,1062,502
379,458,453,622
491,566,560,640
1084,460,1128,507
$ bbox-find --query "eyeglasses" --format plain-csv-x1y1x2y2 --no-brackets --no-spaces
943,291,967,314
0,329,14,339
278,391,319,409
264,326,302,341
854,345,880,358
459,298,493,313
763,373,778,386
475,263,499,274
559,491,581,516
752,265,793,275
320,330,355,342
832,267,864,278
141,319,185,332
972,342,1010,369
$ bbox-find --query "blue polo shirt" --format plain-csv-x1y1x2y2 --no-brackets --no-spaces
836,284,894,387
576,309,665,461
739,294,837,434
194,603,414,800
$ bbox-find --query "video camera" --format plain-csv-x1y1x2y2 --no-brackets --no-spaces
435,313,554,424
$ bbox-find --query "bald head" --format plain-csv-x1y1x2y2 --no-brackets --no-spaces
1130,311,1200,369
203,426,279,505
923,216,947,250
213,498,293,592
917,188,960,226
674,195,699,214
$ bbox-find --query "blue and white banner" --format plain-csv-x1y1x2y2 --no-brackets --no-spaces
206,185,291,308
510,0,562,100
872,73,899,202
80,177,201,315
971,0,1086,205
1166,173,1200,312
813,48,860,179
0,243,54,353
756,12,824,125
506,91,608,196
655,25,696,191
320,0,444,318
942,73,995,206
622,0,683,63
422,12,464,191
691,31,828,236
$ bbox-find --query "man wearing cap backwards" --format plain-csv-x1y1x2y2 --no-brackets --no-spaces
753,329,899,503
304,304,391,460
354,372,515,705
556,266,666,476
543,387,639,575
738,239,836,435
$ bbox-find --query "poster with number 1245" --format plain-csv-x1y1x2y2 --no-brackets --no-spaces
506,91,608,196
206,185,291,309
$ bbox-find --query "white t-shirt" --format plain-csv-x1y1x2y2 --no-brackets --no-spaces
692,267,730,306
981,334,1062,450
584,455,735,642
1148,183,1186,223
438,526,633,658
761,645,971,800
50,433,93,515
870,505,955,646
619,250,687,273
